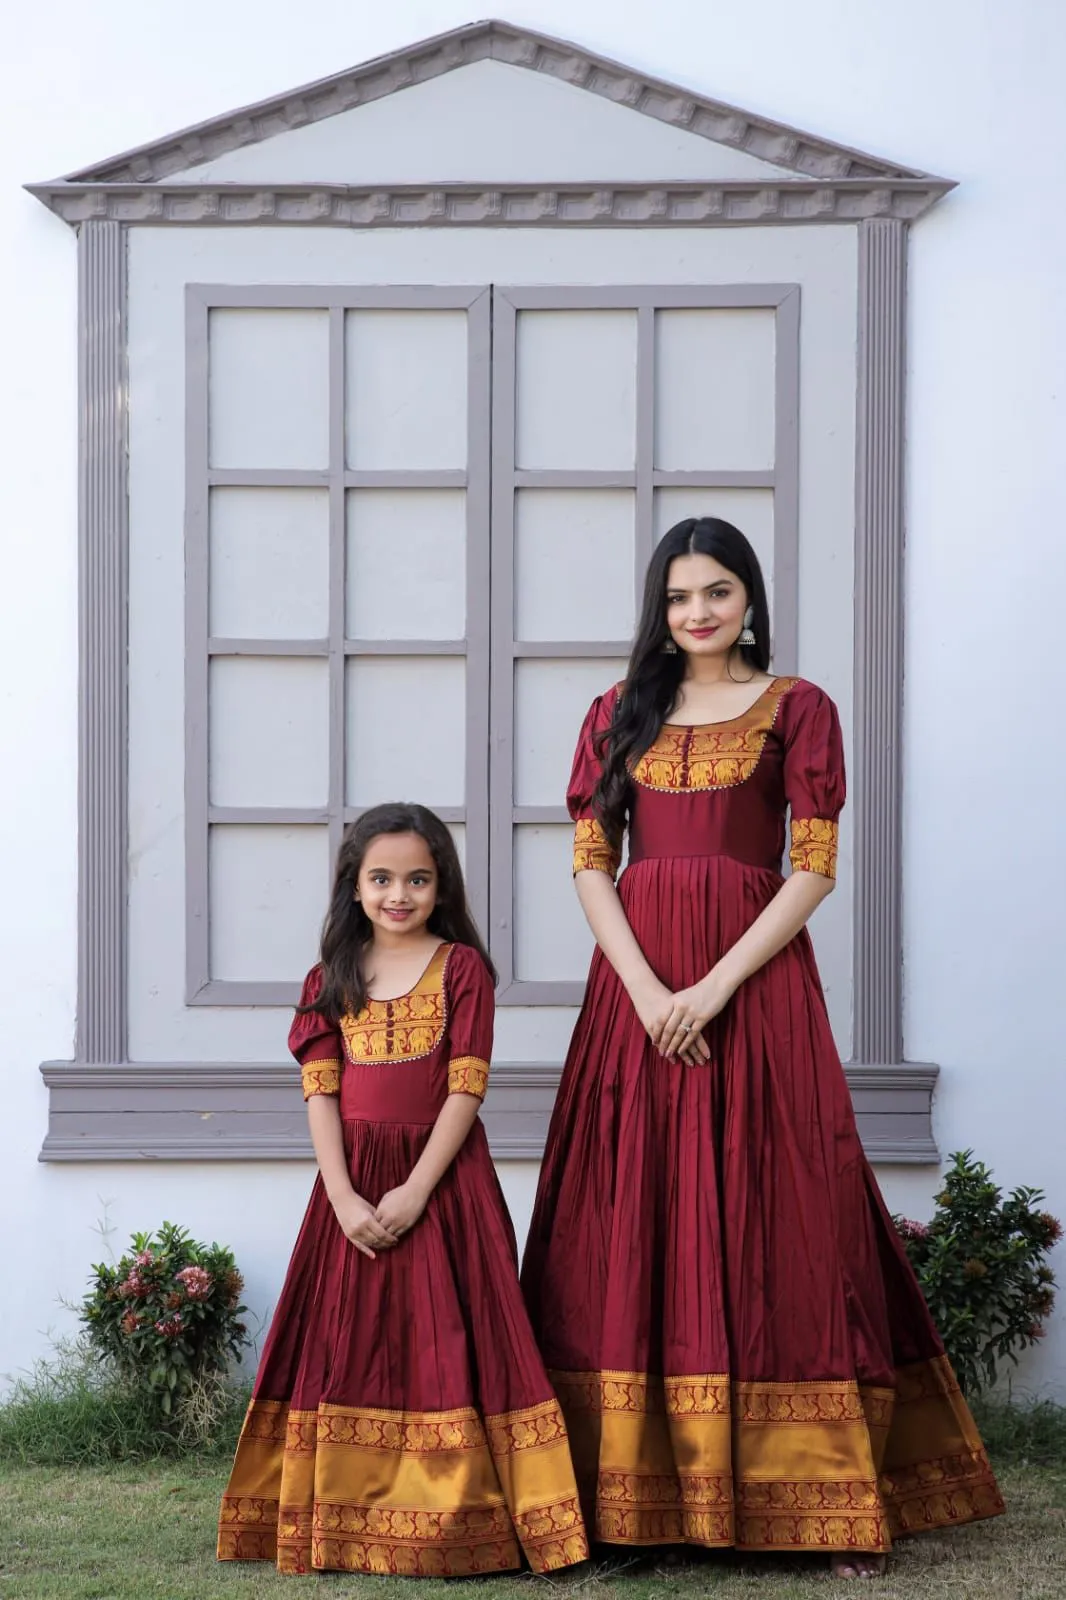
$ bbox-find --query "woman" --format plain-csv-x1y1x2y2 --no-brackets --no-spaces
521,518,1003,1579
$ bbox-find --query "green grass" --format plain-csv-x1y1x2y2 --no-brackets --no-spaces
0,1339,249,1468
1,1460,1064,1600
1,1390,1064,1598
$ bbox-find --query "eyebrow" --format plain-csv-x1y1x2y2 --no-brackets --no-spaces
667,579,735,593
366,865,435,874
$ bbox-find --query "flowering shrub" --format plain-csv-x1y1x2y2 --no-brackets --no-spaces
895,1150,1061,1395
80,1222,251,1422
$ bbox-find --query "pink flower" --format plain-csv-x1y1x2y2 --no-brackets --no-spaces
118,1271,149,1299
1027,1322,1047,1340
135,1249,157,1267
1038,1213,1063,1245
896,1218,930,1241
175,1265,213,1302
121,1311,142,1335
154,1316,185,1339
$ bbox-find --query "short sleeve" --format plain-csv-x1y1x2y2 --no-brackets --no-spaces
781,682,846,880
444,944,495,1101
567,686,622,878
289,966,343,1100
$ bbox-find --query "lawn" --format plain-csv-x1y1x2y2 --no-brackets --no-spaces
2,1461,1064,1600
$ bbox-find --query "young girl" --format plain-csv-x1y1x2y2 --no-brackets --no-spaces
218,803,588,1578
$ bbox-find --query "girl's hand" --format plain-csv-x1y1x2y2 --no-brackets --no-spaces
375,1181,429,1241
660,970,735,1062
333,1192,399,1259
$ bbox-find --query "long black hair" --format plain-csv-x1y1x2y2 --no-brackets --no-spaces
305,802,495,1020
592,517,771,848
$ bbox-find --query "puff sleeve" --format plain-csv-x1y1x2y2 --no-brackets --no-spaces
444,944,495,1101
781,682,846,880
567,686,622,878
288,966,343,1100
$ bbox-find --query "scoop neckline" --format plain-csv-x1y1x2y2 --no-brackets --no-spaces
661,676,786,730
364,941,449,1005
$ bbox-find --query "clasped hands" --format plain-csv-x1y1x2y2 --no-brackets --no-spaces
631,968,736,1064
332,1181,428,1259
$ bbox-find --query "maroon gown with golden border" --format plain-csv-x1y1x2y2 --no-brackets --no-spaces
218,941,588,1576
521,677,1003,1556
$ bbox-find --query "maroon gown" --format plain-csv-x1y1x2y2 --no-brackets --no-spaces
219,942,588,1576
521,677,1003,1556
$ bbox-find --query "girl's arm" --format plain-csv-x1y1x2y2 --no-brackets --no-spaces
375,945,494,1238
307,1094,399,1259
375,1094,480,1237
289,965,398,1259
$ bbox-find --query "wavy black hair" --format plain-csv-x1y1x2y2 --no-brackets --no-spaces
591,517,771,848
304,803,495,1020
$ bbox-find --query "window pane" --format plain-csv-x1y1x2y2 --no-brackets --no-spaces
346,310,467,469
210,825,328,980
516,310,637,470
209,309,328,469
655,308,776,470
210,488,328,639
514,490,634,642
514,658,628,807
347,490,466,640
209,658,328,807
346,657,466,807
513,824,594,980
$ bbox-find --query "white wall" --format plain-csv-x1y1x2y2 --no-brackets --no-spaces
2,0,1063,1395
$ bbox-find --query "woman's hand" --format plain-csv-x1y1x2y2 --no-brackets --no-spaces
332,1192,399,1259
628,976,710,1061
659,969,736,1062
375,1181,429,1241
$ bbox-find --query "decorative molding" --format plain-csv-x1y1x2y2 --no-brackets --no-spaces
76,220,129,1066
848,218,937,1155
27,178,954,230
52,21,940,190
38,1060,936,1164
853,218,907,1067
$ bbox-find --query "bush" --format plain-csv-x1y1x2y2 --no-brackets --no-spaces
894,1149,1061,1396
80,1221,252,1427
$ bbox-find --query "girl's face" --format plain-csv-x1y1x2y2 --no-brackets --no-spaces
356,832,438,939
665,552,748,659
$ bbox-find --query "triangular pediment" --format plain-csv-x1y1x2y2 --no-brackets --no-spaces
61,20,932,185
28,20,953,227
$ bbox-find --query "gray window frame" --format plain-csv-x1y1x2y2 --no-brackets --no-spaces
183,283,491,1006
489,283,799,1005
30,19,953,1164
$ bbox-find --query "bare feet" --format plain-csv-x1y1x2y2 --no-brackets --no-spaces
830,1553,887,1579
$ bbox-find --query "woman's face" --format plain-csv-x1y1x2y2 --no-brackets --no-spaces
664,552,748,659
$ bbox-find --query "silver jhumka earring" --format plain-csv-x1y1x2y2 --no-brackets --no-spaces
738,607,756,647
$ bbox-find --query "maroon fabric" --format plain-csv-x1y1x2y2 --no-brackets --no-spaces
522,679,945,1389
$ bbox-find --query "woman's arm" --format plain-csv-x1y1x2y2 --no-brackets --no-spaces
576,869,712,1063
375,1094,481,1237
658,870,834,1060
307,1094,399,1259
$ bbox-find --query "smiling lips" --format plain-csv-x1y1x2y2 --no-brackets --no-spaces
384,908,413,921
687,626,719,639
